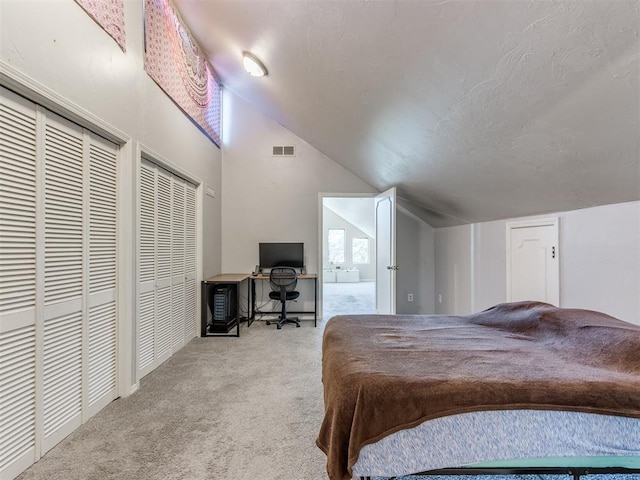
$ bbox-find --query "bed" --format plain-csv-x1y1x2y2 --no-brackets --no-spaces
316,301,640,480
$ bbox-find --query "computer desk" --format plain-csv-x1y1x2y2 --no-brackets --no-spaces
201,274,251,337
250,273,318,327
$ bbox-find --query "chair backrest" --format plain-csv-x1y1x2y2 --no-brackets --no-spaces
269,266,298,293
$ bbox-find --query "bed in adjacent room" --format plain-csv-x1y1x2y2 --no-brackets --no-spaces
316,302,640,480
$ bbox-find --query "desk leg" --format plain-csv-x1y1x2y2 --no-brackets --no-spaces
246,277,254,327
235,283,240,337
201,282,208,337
251,277,256,321
314,277,317,327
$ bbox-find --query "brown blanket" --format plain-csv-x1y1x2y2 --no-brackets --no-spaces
316,302,640,480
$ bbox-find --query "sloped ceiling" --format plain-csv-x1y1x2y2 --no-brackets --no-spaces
174,0,640,227
324,197,375,238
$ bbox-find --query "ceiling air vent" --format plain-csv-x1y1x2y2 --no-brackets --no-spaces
272,145,296,156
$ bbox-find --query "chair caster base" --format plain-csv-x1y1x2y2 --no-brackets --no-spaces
266,321,271,325
277,325,282,329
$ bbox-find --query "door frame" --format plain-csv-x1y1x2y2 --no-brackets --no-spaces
506,217,559,304
318,192,376,321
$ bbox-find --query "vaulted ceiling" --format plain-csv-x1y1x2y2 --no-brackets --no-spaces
174,0,640,227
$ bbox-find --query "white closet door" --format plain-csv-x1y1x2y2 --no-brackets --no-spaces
171,178,185,352
184,182,197,341
1,88,120,479
137,162,198,380
85,134,118,418
0,87,37,479
41,113,84,453
155,168,172,363
138,161,156,377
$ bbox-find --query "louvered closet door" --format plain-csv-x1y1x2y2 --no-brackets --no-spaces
0,87,37,479
137,162,198,380
41,113,84,454
1,88,120,479
171,178,185,352
85,134,118,418
138,161,156,377
155,168,172,364
183,182,197,342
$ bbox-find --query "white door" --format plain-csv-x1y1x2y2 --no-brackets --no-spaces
85,134,118,419
155,168,173,364
137,161,198,380
41,113,85,453
1,87,119,477
0,87,38,479
184,183,197,341
507,219,559,306
375,187,397,314
138,161,157,377
171,178,185,352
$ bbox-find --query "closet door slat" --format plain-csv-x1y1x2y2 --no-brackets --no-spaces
44,119,83,306
0,326,36,475
156,169,172,284
139,163,156,285
42,311,82,452
87,302,116,407
0,89,37,319
138,290,155,373
89,140,117,294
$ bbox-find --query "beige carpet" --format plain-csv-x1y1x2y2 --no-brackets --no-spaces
17,319,328,480
16,315,639,480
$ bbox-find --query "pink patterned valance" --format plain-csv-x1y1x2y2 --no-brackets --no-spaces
74,0,126,52
144,0,222,147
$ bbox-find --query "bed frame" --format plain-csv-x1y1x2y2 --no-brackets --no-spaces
320,305,640,480
360,466,640,480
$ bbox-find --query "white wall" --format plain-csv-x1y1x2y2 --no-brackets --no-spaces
221,92,377,311
396,210,421,314
0,0,223,278
435,201,640,325
434,224,472,314
419,220,436,315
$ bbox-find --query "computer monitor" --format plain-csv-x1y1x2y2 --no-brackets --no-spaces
259,242,304,269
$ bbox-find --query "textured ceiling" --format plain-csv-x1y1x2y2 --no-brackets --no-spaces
174,0,640,227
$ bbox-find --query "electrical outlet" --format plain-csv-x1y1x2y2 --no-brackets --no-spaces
408,293,414,302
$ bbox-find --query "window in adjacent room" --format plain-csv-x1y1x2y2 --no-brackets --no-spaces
328,229,345,263
352,238,370,264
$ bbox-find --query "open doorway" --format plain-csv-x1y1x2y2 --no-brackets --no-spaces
320,196,376,320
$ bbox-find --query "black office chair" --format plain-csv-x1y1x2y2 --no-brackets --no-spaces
266,266,300,329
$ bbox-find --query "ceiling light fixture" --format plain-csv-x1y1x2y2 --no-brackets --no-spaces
242,51,268,77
